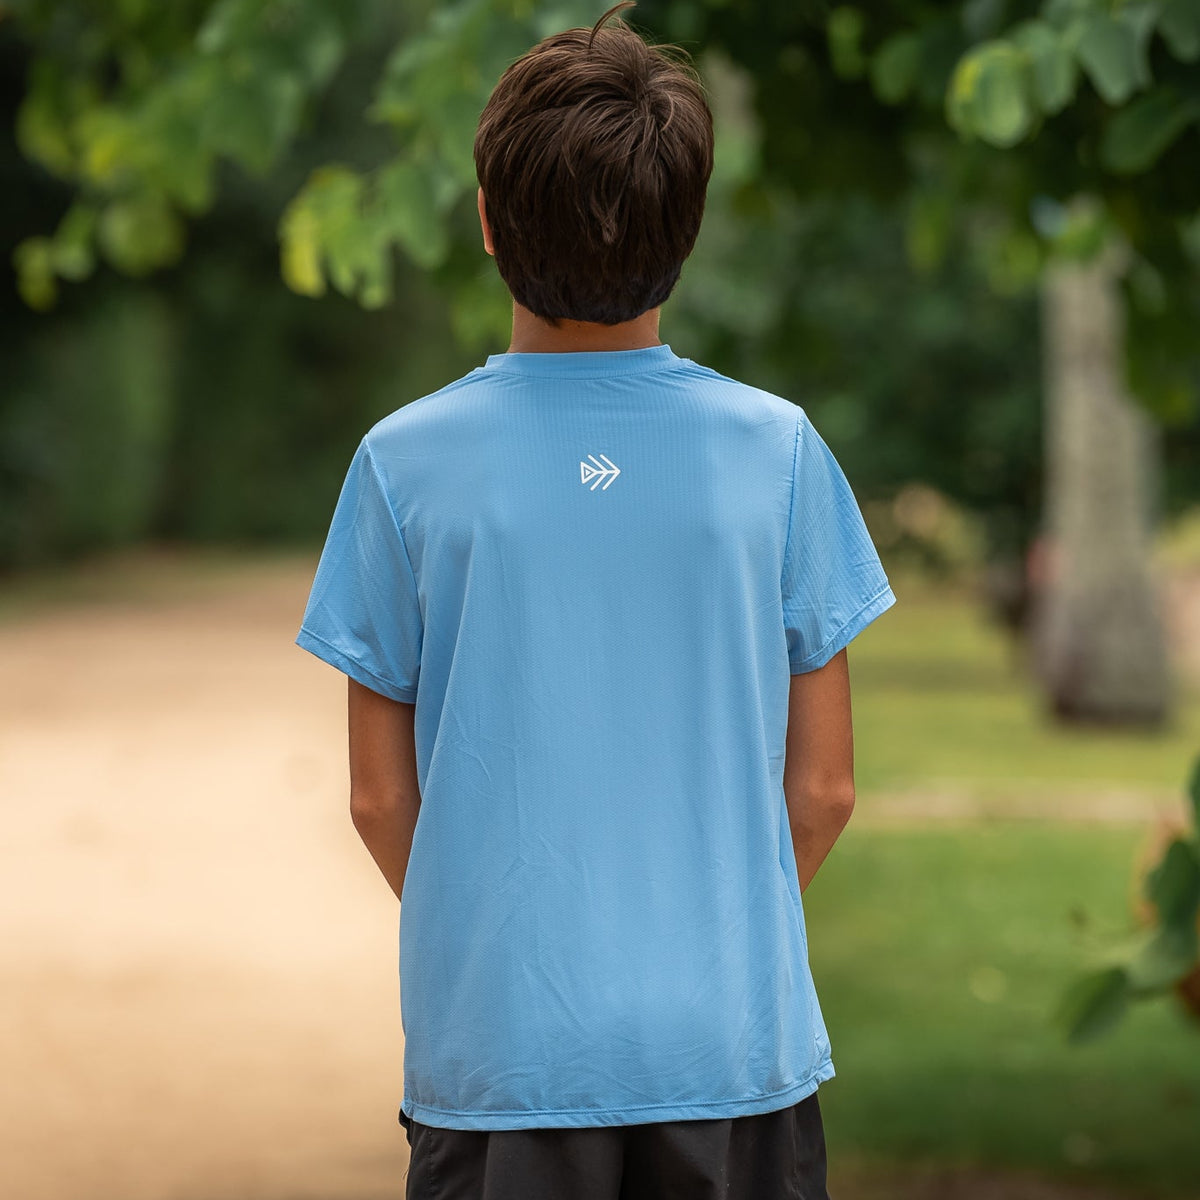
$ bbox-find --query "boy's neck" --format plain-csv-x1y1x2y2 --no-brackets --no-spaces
506,302,662,353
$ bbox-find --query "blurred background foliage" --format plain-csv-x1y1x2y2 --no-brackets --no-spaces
3,0,1198,575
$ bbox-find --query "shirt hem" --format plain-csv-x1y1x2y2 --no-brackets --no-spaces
295,625,418,703
400,1060,836,1131
789,582,897,674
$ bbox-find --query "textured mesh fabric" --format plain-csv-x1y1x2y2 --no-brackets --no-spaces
296,343,896,1130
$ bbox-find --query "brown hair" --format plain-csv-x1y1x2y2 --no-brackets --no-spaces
473,2,714,326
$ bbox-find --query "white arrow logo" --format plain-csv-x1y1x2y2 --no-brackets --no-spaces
580,453,621,491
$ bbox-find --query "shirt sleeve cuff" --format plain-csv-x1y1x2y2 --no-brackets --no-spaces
788,583,897,674
295,625,418,703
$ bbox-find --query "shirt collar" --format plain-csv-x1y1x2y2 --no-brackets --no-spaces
481,343,681,379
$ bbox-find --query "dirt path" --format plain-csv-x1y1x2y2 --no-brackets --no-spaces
2,550,409,1200
0,548,1152,1200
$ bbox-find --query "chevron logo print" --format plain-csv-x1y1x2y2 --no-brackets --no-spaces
580,453,621,491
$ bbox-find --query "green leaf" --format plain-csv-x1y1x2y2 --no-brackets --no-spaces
280,163,415,307
1076,13,1141,105
1044,0,1092,26
1101,87,1200,173
1144,837,1200,925
15,61,77,178
1051,199,1113,261
76,106,137,187
377,159,450,271
827,7,866,80
948,41,1034,147
1117,2,1158,90
963,0,1007,41
1158,0,1200,62
195,0,262,56
1057,965,1131,1043
159,150,215,216
871,32,923,104
1013,19,1078,113
278,198,326,298
1127,924,1200,993
304,167,368,297
356,251,393,311
50,203,97,281
981,226,1044,295
438,88,490,188
138,71,217,213
288,8,347,87
12,236,58,311
202,69,304,176
97,193,185,275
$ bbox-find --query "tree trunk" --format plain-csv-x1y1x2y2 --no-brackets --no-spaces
1031,237,1170,726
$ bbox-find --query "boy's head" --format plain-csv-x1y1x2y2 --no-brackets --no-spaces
474,2,714,327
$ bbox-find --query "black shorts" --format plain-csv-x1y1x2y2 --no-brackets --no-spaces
398,1090,831,1200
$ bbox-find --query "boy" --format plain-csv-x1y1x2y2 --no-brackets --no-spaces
295,4,896,1197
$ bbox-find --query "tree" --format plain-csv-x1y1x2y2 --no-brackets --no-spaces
8,0,1200,723
6,0,591,332
12,1,1200,392
648,0,1200,726
1036,216,1168,724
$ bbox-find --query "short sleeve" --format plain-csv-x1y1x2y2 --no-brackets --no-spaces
294,437,422,702
783,409,896,673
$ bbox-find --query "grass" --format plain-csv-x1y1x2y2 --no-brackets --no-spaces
811,570,1200,1196
851,570,1200,804
808,825,1200,1197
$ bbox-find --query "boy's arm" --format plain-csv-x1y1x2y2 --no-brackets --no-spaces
783,647,856,894
347,677,422,903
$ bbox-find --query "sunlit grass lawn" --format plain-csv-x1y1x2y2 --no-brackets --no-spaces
851,570,1200,803
809,825,1199,1197
813,571,1200,1196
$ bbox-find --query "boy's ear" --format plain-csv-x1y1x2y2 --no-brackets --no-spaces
477,188,495,257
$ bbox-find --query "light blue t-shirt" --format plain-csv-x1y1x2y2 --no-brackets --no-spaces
295,343,896,1131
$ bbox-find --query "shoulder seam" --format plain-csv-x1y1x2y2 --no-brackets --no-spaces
677,360,765,392
781,408,803,595
369,369,485,429
673,361,795,409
